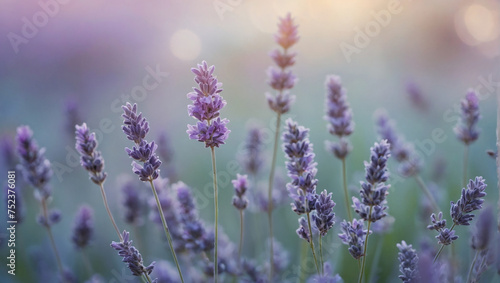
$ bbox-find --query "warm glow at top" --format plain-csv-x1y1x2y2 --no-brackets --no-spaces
170,29,201,61
455,2,500,46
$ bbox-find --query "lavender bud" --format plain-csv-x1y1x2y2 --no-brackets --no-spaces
471,206,494,250
187,118,230,148
122,178,144,226
324,75,354,138
239,126,265,176
450,176,487,226
406,81,428,111
397,241,419,282
122,103,149,144
338,218,368,260
454,89,481,145
152,260,178,283
436,228,458,245
72,205,94,249
266,91,296,114
296,217,312,242
110,230,155,277
427,212,447,231
312,190,336,237
307,262,342,283
231,174,249,210
274,13,299,50
75,123,107,185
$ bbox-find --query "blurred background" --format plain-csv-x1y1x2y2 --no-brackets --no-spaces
0,0,499,282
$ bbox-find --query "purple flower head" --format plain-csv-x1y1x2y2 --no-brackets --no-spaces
352,197,387,222
268,67,297,91
239,126,265,176
232,174,249,210
121,103,162,182
471,206,494,250
325,138,352,160
275,13,299,50
397,241,419,283
450,176,487,226
270,49,296,69
37,209,62,227
296,216,312,242
406,81,428,111
427,212,447,231
312,190,336,237
307,262,342,283
324,75,354,138
454,89,481,145
338,218,369,260
266,91,296,114
364,140,390,185
152,260,178,283
436,228,458,245
187,118,230,148
16,126,52,198
186,61,230,148
121,178,144,226
75,123,107,185
72,205,94,249
111,230,155,277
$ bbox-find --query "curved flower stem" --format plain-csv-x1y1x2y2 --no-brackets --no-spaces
149,180,184,283
341,158,353,221
210,147,219,282
358,206,373,283
40,198,64,279
414,174,439,213
433,223,456,263
267,112,282,281
99,183,123,241
319,236,324,275
463,145,469,188
466,250,479,283
306,211,320,275
238,210,244,264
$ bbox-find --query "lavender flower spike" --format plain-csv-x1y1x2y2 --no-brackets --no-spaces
72,205,94,249
312,190,336,236
232,174,249,210
239,127,265,176
186,61,230,148
451,176,487,226
397,241,419,282
454,89,481,145
338,218,368,260
307,262,342,283
111,230,155,277
75,123,107,185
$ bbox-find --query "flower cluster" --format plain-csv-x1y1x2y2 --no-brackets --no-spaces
396,241,419,283
121,178,144,226
232,174,249,210
307,262,342,283
122,103,162,181
312,190,336,237
75,123,107,185
16,125,53,199
110,231,155,277
454,90,481,145
282,119,318,215
375,110,421,177
324,75,354,159
72,205,94,249
239,127,265,176
338,218,369,260
186,61,230,148
352,140,391,223
266,13,298,114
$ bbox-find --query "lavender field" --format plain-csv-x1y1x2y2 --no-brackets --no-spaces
1,1,500,282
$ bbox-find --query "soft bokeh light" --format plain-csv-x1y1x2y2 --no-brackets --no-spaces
169,29,202,61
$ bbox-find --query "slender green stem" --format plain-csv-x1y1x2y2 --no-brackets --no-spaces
433,223,456,263
341,158,353,221
414,174,439,213
358,206,373,283
306,211,320,275
466,250,480,283
210,147,219,282
463,145,469,188
81,249,93,276
368,235,383,283
99,183,123,241
238,210,244,263
268,112,282,281
143,273,153,283
299,240,308,283
319,236,324,275
41,198,64,277
149,180,184,283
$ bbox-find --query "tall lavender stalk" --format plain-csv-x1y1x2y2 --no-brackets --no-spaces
396,241,419,282
324,75,354,221
121,103,184,282
232,174,249,263
16,126,65,279
72,205,94,274
186,61,230,282
265,13,298,280
282,119,320,275
454,90,481,187
351,140,391,283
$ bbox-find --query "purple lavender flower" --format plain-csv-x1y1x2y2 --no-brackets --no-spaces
397,241,419,283
75,123,107,185
352,140,391,222
239,127,265,176
121,178,144,226
296,216,312,242
152,260,178,283
307,262,342,283
16,126,52,198
454,90,481,145
282,119,319,215
427,212,459,245
122,103,162,181
312,190,336,236
338,218,368,260
37,208,62,227
375,110,421,177
186,61,230,148
450,176,487,226
266,13,299,115
471,206,494,251
110,230,155,277
232,174,249,210
72,205,94,249
406,81,428,111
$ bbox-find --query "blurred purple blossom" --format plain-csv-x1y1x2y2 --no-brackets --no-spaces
406,81,428,111
307,262,342,283
397,241,419,282
110,230,155,277
239,126,265,176
232,174,249,210
75,123,107,185
454,89,481,145
72,205,94,249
